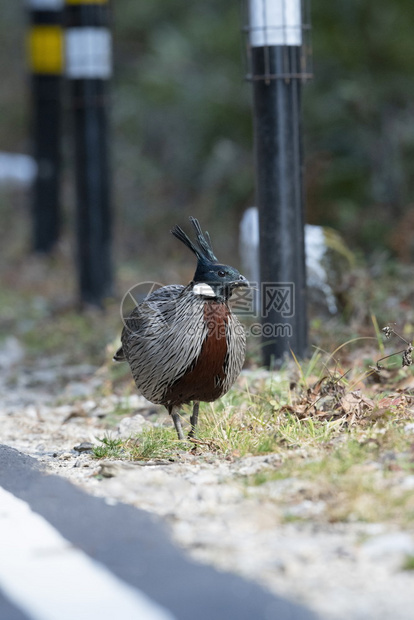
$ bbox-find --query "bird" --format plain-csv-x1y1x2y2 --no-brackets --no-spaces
114,217,249,440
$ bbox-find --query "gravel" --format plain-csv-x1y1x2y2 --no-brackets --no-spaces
1,342,413,620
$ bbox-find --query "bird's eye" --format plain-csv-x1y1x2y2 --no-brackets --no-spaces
217,270,226,277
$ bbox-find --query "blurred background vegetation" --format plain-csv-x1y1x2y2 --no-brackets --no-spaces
1,1,414,259
1,0,414,354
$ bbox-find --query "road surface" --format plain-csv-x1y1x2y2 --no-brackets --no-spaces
0,444,317,620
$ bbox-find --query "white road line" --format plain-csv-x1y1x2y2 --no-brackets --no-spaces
0,487,176,620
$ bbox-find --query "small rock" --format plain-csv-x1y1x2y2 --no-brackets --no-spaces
54,405,76,417
97,461,145,478
118,394,153,410
117,414,151,438
24,405,40,419
105,497,118,506
235,453,282,476
80,400,97,413
359,523,386,536
0,337,25,369
58,452,74,461
73,442,94,453
284,500,326,518
98,463,119,478
400,475,414,490
64,382,93,397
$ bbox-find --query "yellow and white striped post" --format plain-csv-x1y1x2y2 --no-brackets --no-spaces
65,0,113,306
27,0,64,253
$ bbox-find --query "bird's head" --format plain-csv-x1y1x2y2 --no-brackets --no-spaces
171,217,249,301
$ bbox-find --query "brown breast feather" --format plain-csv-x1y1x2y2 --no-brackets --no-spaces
163,300,230,406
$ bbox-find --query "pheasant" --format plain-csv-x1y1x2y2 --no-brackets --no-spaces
114,217,248,439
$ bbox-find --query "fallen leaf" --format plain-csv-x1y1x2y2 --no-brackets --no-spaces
340,391,375,416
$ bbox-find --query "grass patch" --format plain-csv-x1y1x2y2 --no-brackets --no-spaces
247,419,414,526
93,427,189,461
93,436,125,459
93,342,414,463
92,347,414,530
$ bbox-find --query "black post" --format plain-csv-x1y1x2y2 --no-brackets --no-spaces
65,0,113,306
248,1,309,366
28,0,64,253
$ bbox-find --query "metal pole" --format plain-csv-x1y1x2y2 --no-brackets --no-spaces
65,0,113,306
248,0,308,366
27,0,64,253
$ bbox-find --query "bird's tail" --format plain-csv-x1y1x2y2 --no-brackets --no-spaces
113,346,126,362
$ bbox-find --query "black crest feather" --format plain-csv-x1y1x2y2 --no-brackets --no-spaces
171,217,218,263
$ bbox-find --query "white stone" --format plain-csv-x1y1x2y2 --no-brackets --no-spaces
117,414,151,438
239,207,339,313
0,337,25,369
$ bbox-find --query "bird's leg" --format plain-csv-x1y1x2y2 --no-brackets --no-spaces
170,406,185,440
188,401,200,438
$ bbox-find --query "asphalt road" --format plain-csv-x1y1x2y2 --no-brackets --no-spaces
0,445,318,620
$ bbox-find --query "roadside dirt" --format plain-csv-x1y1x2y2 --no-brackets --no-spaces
1,338,413,620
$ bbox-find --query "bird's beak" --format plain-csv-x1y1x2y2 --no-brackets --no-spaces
230,274,249,289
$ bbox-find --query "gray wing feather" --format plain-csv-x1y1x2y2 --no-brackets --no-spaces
121,284,208,403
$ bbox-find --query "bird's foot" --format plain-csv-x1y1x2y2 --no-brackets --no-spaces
188,401,200,438
171,409,185,440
